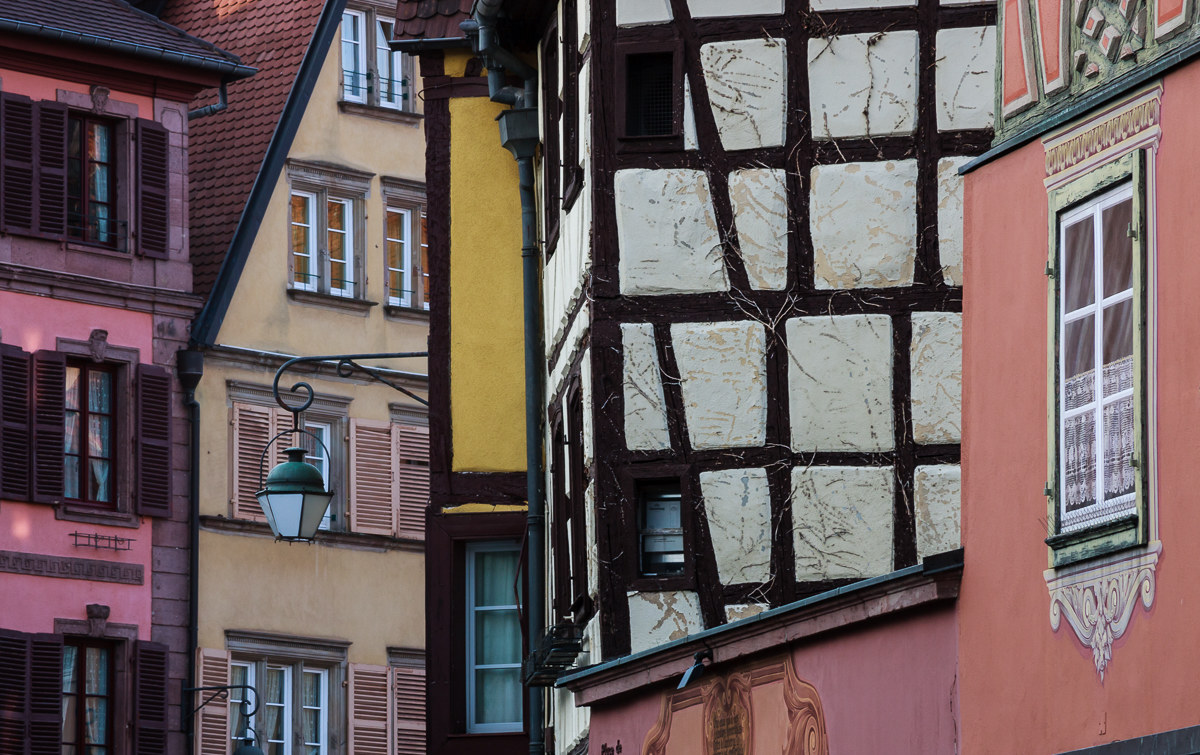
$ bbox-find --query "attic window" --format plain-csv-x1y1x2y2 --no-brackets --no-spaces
626,53,675,137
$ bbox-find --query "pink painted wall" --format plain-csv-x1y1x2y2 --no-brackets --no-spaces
0,67,155,118
588,607,959,755
0,291,156,635
959,63,1200,751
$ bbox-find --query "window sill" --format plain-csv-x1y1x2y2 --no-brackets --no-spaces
56,503,141,529
65,241,131,257
338,101,423,125
1045,514,1140,568
200,515,423,552
287,288,378,316
383,304,430,323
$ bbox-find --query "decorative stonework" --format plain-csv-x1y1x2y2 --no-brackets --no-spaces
0,550,144,585
1046,543,1159,679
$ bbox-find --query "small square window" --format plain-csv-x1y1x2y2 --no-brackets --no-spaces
616,41,683,147
638,482,684,578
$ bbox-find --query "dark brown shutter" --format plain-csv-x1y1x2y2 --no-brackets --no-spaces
0,629,28,755
136,120,169,259
35,103,67,238
27,634,61,755
0,93,36,234
134,642,169,755
135,364,172,517
0,345,32,501
30,350,64,504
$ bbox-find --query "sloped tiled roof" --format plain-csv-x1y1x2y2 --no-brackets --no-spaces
162,0,325,298
0,0,249,73
394,0,472,43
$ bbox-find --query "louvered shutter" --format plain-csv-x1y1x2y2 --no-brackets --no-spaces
392,664,426,755
135,365,172,517
231,403,274,522
27,634,61,755
0,345,31,501
394,425,428,540
0,629,28,755
30,351,64,504
349,664,389,755
193,649,229,755
349,419,396,536
136,120,170,259
0,93,36,234
35,102,67,238
133,642,168,755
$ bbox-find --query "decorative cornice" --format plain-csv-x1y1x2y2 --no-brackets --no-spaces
1046,542,1160,679
0,262,202,317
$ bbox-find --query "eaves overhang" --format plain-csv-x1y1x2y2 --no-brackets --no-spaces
557,548,965,706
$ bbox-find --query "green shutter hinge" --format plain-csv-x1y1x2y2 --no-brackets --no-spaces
1045,262,1055,278
1127,223,1137,239
1044,482,1053,497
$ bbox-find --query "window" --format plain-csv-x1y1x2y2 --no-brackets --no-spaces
230,661,327,755
286,161,372,301
382,178,428,311
1047,151,1147,566
67,114,118,246
615,41,682,145
64,361,116,506
638,482,684,577
303,421,333,530
341,9,412,112
465,541,523,733
62,639,114,755
551,384,590,624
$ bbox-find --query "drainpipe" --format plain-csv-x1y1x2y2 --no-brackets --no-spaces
176,349,204,755
188,81,228,120
463,9,545,755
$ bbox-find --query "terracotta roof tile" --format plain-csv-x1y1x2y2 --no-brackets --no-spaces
162,0,325,297
393,0,471,42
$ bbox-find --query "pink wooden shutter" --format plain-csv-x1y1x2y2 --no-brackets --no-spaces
133,642,169,755
135,364,172,518
271,407,292,467
194,649,229,755
0,93,36,234
231,403,271,521
0,344,31,501
349,664,390,755
28,633,63,755
392,664,426,755
35,102,67,238
394,425,428,540
349,419,397,536
30,350,64,504
0,628,28,753
136,120,170,259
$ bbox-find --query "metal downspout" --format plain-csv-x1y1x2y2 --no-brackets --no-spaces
176,349,204,755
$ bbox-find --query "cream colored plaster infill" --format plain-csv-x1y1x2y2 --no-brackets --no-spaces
808,31,918,139
615,169,727,295
910,312,962,444
914,465,961,559
684,76,699,151
670,321,768,450
812,0,913,11
699,38,787,151
729,168,789,290
725,603,769,623
627,590,704,653
936,157,969,286
688,0,784,17
792,466,894,580
621,323,672,451
700,468,772,584
811,160,917,289
785,315,894,452
616,0,672,25
935,27,996,131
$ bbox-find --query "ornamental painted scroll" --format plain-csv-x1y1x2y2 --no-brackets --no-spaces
642,655,828,755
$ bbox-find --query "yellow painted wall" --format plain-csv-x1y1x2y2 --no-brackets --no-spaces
448,92,527,472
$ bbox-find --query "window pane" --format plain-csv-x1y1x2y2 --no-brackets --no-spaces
63,646,78,693
66,367,81,410
1062,317,1095,412
1103,396,1136,504
476,610,521,665
474,550,519,607
1102,300,1133,397
88,123,110,162
65,411,81,454
302,671,320,707
64,456,80,499
88,371,111,413
84,697,107,744
62,699,77,743
89,460,111,502
88,416,111,458
84,648,108,694
1063,411,1097,512
475,668,521,724
1101,198,1133,298
1063,216,1095,312
327,200,346,235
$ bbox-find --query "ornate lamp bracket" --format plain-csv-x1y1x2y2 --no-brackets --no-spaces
270,352,429,417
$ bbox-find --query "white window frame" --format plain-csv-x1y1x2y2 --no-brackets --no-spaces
382,178,428,311
230,660,330,755
305,421,334,531
290,191,318,292
341,10,368,104
465,541,523,734
326,196,356,297
300,668,329,755
375,18,406,110
386,206,412,307
286,161,371,302
341,7,412,111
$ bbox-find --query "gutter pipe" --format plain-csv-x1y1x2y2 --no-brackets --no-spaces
176,349,204,755
188,81,227,120
464,7,545,754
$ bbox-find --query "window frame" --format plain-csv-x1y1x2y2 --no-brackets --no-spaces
465,540,525,734
61,637,116,755
620,464,695,591
614,38,685,152
285,161,371,303
381,177,429,312
63,359,119,508
1046,149,1150,567
340,6,414,113
66,112,121,248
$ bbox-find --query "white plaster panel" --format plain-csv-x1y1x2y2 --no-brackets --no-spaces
910,312,962,444
936,157,969,286
785,315,894,452
700,468,772,584
684,76,699,151
622,323,672,451
671,321,768,449
915,465,961,559
699,38,787,151
935,27,996,131
792,466,895,580
627,590,703,653
615,169,728,295
811,0,914,11
729,168,789,290
616,0,672,25
808,32,918,139
688,0,784,15
810,160,917,289
725,603,769,622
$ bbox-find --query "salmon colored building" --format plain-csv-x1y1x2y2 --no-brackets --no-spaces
960,0,1200,749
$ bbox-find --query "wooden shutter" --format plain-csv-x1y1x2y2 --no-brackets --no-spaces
392,663,426,755
30,351,64,504
136,365,173,518
231,403,271,521
0,629,27,755
394,425,428,541
134,642,169,755
0,345,31,501
193,649,229,755
35,102,67,238
27,633,62,755
349,419,396,536
136,119,170,259
348,664,389,755
0,93,36,234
